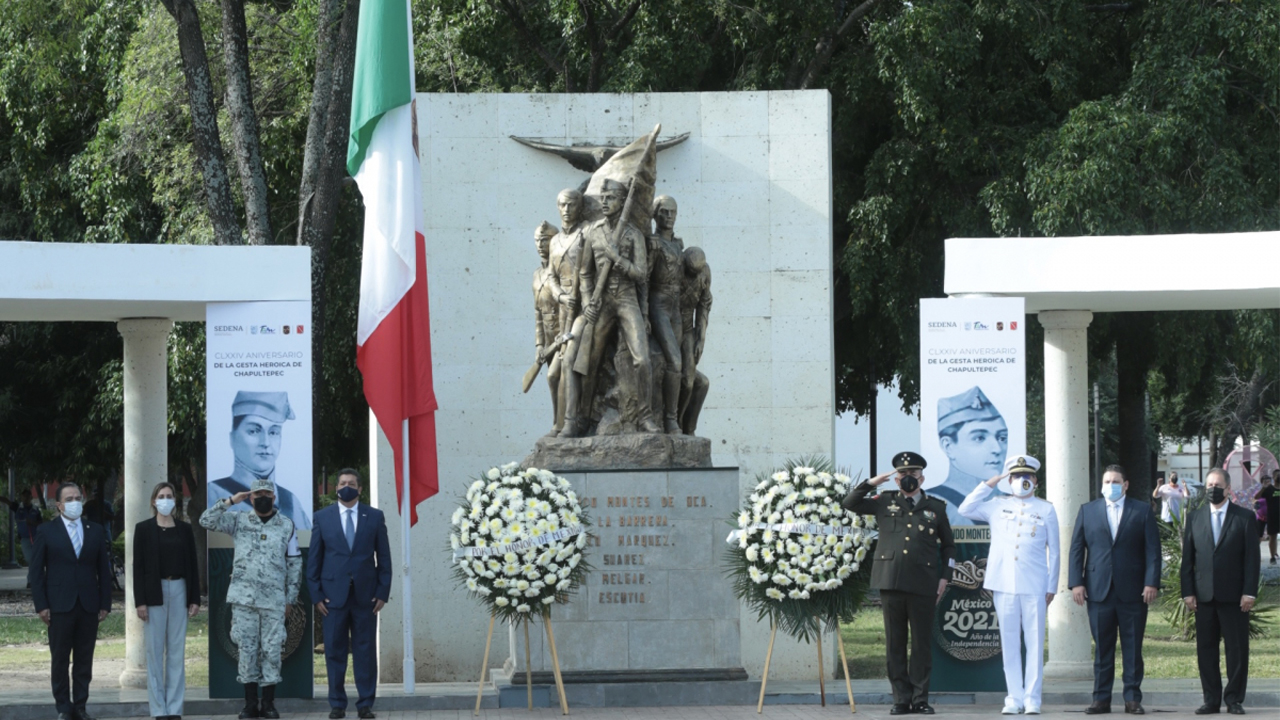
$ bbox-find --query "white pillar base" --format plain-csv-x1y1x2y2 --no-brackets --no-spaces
117,318,173,689
1043,659,1095,680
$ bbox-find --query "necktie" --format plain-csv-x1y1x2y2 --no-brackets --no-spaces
344,509,355,550
1212,510,1222,546
71,523,82,557
904,496,914,511
1110,504,1120,539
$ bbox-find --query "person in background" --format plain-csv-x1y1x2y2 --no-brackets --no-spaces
1069,465,1161,716
1152,472,1189,523
307,469,391,719
1257,474,1278,565
1181,468,1260,715
134,482,201,720
1,492,42,567
30,482,112,720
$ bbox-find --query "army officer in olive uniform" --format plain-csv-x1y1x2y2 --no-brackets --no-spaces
844,451,956,715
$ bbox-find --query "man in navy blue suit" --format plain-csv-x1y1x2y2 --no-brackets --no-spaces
1069,465,1161,715
308,469,392,719
30,482,113,720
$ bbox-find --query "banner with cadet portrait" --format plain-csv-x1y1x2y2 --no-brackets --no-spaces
918,297,1025,692
206,302,314,698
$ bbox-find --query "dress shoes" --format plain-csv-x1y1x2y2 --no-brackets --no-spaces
912,702,936,715
74,709,96,720
57,713,75,720
890,704,913,715
1002,701,1023,715
1085,702,1112,714
1227,704,1245,715
1195,706,1220,715
1025,705,1041,715
357,709,376,719
1125,701,1145,715
329,710,345,719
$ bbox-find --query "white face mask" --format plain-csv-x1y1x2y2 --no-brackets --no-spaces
155,498,176,516
1011,476,1036,497
62,501,83,520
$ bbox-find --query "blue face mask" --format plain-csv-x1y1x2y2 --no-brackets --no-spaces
1102,483,1124,502
336,486,360,503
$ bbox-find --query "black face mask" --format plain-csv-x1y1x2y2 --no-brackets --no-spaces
898,475,920,493
252,496,275,514
336,486,360,503
1207,487,1226,505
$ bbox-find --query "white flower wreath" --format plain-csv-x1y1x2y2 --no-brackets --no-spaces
726,460,875,639
449,463,591,619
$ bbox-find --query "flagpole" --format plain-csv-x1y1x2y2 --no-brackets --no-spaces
401,418,415,694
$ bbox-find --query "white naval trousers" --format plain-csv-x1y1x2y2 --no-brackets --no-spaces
145,579,188,717
993,590,1046,708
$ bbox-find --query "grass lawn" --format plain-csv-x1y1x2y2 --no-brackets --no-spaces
839,592,1279,680
0,610,353,687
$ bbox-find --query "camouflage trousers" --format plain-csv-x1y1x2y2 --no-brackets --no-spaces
231,604,286,685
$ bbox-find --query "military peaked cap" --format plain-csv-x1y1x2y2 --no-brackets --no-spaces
892,451,927,471
1005,455,1041,475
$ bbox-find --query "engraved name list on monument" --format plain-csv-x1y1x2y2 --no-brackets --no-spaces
517,468,742,675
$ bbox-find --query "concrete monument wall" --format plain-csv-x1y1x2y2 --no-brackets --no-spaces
373,91,834,682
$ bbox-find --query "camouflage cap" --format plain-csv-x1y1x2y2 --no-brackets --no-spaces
938,386,1001,429
249,478,275,494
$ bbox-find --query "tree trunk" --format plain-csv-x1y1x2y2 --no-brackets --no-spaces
299,0,360,478
160,0,241,245
219,0,271,245
1115,316,1153,499
296,0,343,246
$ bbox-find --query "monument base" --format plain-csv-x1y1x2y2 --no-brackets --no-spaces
513,466,740,678
523,433,711,472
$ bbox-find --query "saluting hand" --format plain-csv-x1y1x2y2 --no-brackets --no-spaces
230,491,251,505
986,472,1010,488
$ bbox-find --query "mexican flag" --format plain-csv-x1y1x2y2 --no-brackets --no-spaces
348,0,437,525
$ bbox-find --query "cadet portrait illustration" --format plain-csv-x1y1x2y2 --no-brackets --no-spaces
208,391,312,531
933,386,1008,524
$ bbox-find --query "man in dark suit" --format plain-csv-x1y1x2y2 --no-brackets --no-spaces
1069,465,1161,715
307,469,392,719
843,451,956,715
30,482,113,720
1181,468,1260,715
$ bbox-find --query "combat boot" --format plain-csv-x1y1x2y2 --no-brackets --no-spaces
239,683,259,719
260,684,280,719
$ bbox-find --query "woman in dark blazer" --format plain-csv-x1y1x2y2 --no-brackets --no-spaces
133,482,200,720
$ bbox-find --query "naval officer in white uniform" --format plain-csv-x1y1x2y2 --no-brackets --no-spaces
958,455,1060,715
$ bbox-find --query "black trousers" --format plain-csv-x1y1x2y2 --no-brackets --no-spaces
881,589,934,705
1086,596,1147,703
1195,601,1249,707
49,605,99,714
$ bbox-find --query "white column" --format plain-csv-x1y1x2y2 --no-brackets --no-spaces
117,318,174,689
1038,310,1094,679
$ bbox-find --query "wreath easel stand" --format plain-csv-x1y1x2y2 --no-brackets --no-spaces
755,617,856,714
473,613,569,715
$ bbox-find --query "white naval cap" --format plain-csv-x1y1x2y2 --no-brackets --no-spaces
1004,455,1041,475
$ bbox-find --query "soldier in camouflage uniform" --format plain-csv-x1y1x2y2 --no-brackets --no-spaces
202,477,302,719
